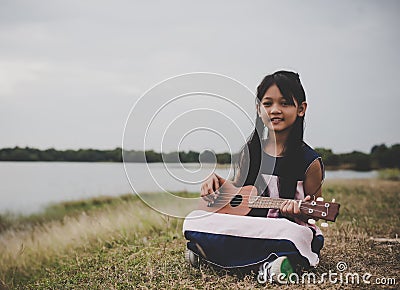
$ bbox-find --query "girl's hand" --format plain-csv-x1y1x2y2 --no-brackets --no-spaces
280,195,312,218
200,173,225,204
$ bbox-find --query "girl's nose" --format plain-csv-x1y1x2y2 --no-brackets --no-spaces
270,105,282,114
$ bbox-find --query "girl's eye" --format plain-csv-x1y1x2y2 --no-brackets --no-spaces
263,102,272,107
281,101,289,106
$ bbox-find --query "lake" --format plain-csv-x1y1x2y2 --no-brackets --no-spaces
0,162,377,215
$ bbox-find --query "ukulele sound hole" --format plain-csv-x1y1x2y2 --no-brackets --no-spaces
230,195,243,207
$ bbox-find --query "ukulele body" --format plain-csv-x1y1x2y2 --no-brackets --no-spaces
198,185,258,216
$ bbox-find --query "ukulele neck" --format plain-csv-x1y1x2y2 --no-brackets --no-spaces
248,196,300,209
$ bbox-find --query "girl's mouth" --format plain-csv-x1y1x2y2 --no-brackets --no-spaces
270,118,283,124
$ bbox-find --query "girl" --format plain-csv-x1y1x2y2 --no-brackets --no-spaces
196,70,325,280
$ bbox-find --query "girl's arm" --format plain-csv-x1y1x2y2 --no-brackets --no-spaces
303,158,324,198
280,158,324,216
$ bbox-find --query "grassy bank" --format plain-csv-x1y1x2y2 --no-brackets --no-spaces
378,168,400,181
1,179,399,289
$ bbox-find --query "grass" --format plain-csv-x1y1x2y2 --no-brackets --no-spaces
378,168,400,181
0,194,138,233
0,179,399,289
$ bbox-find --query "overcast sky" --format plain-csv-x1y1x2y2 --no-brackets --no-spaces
1,0,399,154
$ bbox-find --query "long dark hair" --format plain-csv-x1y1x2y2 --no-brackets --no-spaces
234,70,306,199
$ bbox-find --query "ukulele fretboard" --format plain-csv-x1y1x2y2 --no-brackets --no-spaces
248,196,300,209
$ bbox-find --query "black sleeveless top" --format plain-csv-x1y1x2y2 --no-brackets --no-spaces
248,142,324,217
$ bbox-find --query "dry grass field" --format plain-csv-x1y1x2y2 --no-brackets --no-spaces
0,178,399,289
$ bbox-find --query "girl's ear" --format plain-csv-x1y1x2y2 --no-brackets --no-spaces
256,103,261,116
297,101,307,117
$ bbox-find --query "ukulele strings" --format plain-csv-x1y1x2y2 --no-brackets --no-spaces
208,202,329,216
208,197,330,215
209,173,326,205
208,193,331,215
207,192,328,207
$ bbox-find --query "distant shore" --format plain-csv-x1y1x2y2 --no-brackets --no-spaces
1,144,399,171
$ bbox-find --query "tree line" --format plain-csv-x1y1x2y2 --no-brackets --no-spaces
315,144,400,171
0,144,399,170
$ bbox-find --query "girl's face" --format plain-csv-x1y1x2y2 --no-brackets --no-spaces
257,84,307,133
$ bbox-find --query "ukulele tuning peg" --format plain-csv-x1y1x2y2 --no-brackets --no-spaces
331,198,336,203
307,219,316,225
316,197,324,201
321,222,329,228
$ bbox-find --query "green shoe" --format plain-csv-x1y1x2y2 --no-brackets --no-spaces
258,256,294,284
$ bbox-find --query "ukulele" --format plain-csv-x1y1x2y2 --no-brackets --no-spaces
199,182,340,226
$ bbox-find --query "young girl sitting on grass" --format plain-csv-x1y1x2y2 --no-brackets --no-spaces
184,70,324,282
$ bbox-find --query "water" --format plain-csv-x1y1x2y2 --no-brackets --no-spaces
0,162,377,215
